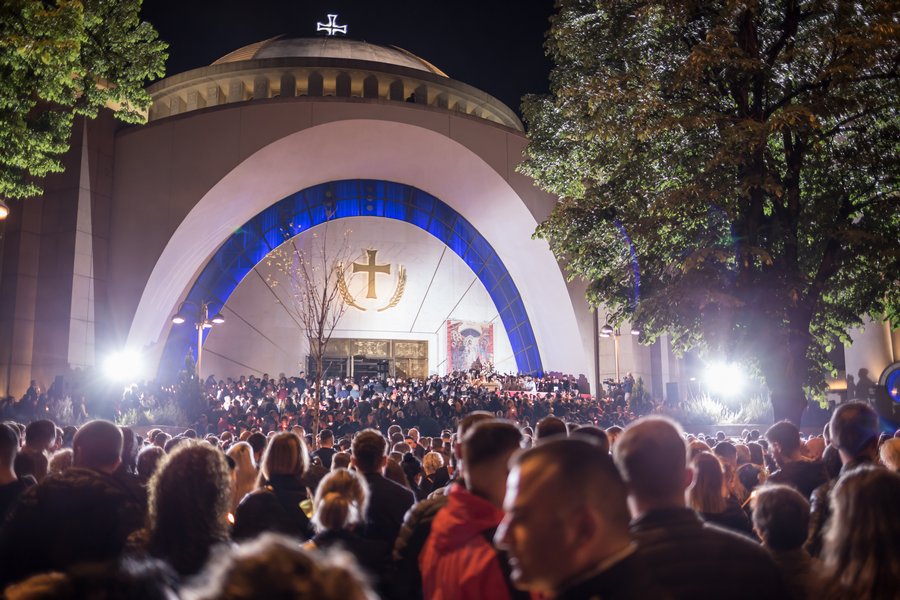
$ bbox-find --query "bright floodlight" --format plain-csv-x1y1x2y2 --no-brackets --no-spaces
103,350,143,382
704,362,745,397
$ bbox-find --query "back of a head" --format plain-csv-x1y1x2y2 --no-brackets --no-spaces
880,437,900,472
137,446,166,483
571,426,610,454
73,420,124,471
752,484,810,551
688,452,725,514
515,436,630,530
613,417,687,504
0,422,19,465
148,441,232,575
422,451,445,475
458,411,494,439
747,442,764,466
25,419,56,450
712,441,737,463
319,429,334,445
823,466,900,597
462,420,522,471
259,432,308,482
331,452,352,471
535,416,567,440
351,429,386,473
765,421,801,456
246,432,267,456
830,402,880,459
185,533,374,600
312,469,369,534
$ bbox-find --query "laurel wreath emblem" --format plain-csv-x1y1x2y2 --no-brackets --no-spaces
337,263,406,312
377,265,406,312
336,264,367,311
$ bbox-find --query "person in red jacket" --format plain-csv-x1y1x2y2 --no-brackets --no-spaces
419,419,523,600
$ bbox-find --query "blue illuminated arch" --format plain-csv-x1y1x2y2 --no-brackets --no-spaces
160,180,542,377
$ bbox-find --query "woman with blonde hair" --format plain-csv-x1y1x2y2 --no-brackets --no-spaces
419,451,450,496
879,437,900,472
687,452,752,536
306,469,384,585
822,465,900,599
226,441,257,512
232,431,311,541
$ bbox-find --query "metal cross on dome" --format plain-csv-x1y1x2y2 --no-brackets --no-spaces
317,14,347,36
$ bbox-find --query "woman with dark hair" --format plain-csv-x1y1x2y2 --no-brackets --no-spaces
822,466,900,599
146,440,232,577
401,453,424,499
687,452,753,536
232,432,311,541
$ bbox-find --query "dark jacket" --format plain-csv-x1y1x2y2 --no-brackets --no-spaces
807,457,873,557
0,476,35,524
420,466,451,497
631,507,789,599
769,460,829,499
311,446,336,470
311,529,389,579
391,493,450,600
700,497,754,538
769,547,825,600
556,548,664,600
233,474,311,541
0,467,145,587
362,471,416,543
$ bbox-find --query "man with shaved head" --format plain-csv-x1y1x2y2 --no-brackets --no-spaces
613,417,787,598
495,436,658,599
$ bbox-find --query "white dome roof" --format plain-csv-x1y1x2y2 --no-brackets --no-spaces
213,36,448,77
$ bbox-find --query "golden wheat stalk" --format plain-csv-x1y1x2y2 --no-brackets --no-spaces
377,265,406,312
337,264,366,311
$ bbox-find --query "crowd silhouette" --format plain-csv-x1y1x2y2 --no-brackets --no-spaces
0,370,898,599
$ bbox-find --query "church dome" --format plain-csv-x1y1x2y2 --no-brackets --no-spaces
212,36,449,78
147,34,522,131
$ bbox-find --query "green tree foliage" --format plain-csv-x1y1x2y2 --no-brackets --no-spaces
525,0,899,424
0,0,167,199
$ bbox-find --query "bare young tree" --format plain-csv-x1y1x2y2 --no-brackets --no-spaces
265,222,352,440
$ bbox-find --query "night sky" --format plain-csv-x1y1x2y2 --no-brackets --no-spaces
139,0,556,117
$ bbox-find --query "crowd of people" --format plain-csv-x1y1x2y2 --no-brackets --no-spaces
0,370,657,436
0,393,898,599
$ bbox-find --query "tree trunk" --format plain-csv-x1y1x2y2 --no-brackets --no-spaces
765,351,808,427
769,384,807,426
313,354,322,445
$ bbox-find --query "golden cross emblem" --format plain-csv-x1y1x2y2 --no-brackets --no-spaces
352,249,391,299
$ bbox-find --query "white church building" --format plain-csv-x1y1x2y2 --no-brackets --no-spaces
0,32,896,406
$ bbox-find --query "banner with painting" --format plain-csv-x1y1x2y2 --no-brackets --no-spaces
447,320,494,372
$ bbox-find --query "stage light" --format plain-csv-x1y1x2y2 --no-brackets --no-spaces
103,349,143,382
704,362,745,397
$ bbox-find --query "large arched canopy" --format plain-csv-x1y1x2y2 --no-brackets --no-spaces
160,179,542,378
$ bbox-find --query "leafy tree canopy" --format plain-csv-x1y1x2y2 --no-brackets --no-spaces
0,0,167,199
525,0,899,422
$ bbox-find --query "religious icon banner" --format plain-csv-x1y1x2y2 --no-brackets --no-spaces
447,320,493,372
